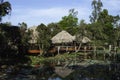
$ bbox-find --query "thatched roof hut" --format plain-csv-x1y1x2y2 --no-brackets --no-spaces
51,30,75,44
75,34,91,44
28,26,38,44
82,37,91,43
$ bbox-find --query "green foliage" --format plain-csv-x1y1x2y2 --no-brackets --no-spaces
90,0,103,23
66,26,78,35
17,22,32,56
0,23,31,58
97,9,120,44
47,22,62,37
18,22,27,30
89,0,120,45
89,22,107,40
19,22,31,46
98,9,114,24
59,9,78,30
75,20,90,43
0,24,21,57
0,0,11,21
0,27,7,53
36,23,51,53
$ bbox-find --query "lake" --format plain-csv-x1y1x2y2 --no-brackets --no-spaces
0,61,120,80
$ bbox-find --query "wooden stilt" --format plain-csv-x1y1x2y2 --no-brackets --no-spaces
58,46,60,55
75,46,77,52
94,45,96,59
66,46,68,52
57,46,60,65
84,46,87,59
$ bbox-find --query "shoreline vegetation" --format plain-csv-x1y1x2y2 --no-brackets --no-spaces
1,51,120,80
30,51,120,67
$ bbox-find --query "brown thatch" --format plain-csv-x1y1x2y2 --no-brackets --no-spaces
51,30,75,44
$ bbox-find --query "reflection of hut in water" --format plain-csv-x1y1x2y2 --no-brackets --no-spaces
55,66,74,78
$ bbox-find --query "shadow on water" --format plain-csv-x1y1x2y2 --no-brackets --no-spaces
0,64,55,80
0,62,120,80
63,63,120,80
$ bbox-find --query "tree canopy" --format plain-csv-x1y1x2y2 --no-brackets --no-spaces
0,0,11,22
59,9,78,30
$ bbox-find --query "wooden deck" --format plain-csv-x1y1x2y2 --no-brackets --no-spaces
28,50,41,54
28,46,93,54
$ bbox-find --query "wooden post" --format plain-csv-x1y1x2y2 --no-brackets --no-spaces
66,46,68,52
57,46,60,65
58,46,60,55
77,43,81,52
75,46,77,52
84,46,87,59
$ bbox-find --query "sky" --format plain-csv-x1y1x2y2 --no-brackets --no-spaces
2,0,120,27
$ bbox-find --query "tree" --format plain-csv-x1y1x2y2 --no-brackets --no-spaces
89,0,120,45
90,0,103,23
0,0,11,21
18,22,27,29
0,24,22,57
0,24,31,65
0,25,7,56
111,15,120,46
47,22,62,37
76,20,88,41
78,20,89,36
98,9,114,24
59,8,78,30
89,22,107,44
18,22,32,55
18,22,28,45
36,23,51,55
98,9,120,44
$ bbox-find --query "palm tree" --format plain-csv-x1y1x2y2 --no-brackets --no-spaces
0,0,11,21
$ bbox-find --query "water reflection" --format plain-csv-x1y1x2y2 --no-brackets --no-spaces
48,77,61,80
0,62,120,80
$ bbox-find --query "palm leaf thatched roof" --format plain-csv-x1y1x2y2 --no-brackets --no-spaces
51,30,75,44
